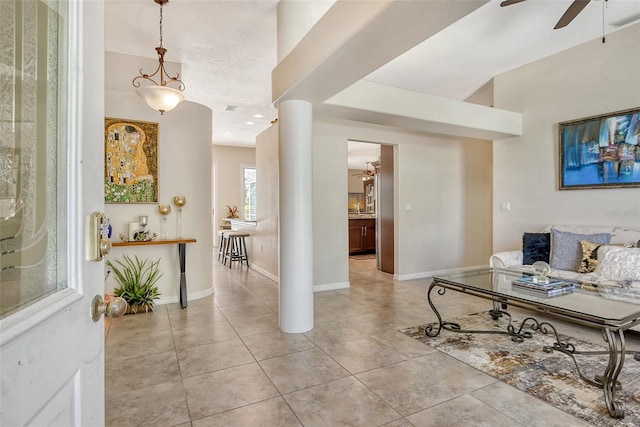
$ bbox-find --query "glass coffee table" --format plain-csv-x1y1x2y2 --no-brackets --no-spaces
429,268,640,419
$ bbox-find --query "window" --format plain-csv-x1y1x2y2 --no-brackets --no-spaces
243,167,256,221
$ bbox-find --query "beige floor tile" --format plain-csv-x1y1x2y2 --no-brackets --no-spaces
191,397,301,427
380,419,414,427
259,348,350,394
105,381,190,427
108,306,171,335
167,308,227,330
214,292,266,307
368,329,438,359
172,319,238,349
241,330,316,361
410,351,497,394
177,338,255,378
227,312,280,337
106,350,180,395
183,363,279,419
356,355,495,416
406,394,523,427
218,301,275,319
104,258,606,426
106,328,176,360
322,336,407,374
471,381,592,426
303,319,367,346
284,376,400,427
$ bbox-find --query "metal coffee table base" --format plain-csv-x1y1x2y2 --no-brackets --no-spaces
426,282,639,419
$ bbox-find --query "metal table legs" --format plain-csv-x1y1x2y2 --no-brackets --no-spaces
426,280,638,419
178,242,187,309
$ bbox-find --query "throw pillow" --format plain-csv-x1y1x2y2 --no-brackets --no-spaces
522,232,550,265
549,228,611,271
595,247,640,281
577,242,634,274
578,241,604,273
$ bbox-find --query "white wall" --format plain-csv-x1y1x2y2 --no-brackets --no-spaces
313,121,351,290
104,52,213,305
254,115,493,288
211,145,256,227
252,124,280,279
493,24,640,252
313,117,493,284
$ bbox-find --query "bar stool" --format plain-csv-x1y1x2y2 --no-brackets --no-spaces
217,229,228,262
222,231,250,268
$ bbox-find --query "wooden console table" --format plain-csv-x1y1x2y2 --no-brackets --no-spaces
112,238,197,309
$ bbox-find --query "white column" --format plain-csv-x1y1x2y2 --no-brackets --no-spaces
276,0,314,61
278,100,313,333
277,0,335,62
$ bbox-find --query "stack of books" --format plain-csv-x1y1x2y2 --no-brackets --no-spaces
511,275,574,297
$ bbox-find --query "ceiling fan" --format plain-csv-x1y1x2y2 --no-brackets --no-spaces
500,0,596,29
351,162,375,181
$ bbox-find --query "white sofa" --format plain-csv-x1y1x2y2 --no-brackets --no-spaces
490,225,640,285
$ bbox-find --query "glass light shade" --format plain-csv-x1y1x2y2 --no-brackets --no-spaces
136,85,184,114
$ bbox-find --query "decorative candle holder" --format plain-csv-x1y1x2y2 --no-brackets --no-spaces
173,196,186,238
158,204,171,239
138,215,148,229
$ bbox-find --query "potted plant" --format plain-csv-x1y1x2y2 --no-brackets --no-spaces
106,255,162,314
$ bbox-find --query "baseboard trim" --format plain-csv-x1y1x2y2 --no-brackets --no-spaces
156,286,214,306
249,263,279,282
313,281,350,292
394,264,486,281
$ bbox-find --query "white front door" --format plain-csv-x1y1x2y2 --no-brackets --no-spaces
0,1,106,425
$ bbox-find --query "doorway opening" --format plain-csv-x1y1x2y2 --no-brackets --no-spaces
347,140,394,274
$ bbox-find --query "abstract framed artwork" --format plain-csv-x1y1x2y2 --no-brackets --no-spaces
104,118,159,203
559,108,640,190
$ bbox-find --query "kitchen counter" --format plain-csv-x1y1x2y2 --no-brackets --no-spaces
348,213,376,219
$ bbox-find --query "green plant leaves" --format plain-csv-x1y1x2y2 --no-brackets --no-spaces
106,255,162,312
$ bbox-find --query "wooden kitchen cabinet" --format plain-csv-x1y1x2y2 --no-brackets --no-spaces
349,218,376,255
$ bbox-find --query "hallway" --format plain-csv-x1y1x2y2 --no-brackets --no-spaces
105,259,592,426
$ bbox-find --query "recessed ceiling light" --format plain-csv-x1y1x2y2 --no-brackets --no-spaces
246,121,254,125
253,114,263,118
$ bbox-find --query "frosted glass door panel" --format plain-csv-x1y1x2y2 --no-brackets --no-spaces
0,0,68,318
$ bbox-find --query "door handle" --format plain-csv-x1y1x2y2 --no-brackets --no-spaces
91,295,127,322
89,212,112,261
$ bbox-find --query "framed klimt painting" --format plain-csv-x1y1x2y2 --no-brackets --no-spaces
559,108,640,190
104,118,159,203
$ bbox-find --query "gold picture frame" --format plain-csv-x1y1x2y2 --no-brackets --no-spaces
104,118,159,203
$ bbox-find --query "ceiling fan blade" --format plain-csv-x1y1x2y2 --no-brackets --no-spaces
554,0,591,29
500,0,527,7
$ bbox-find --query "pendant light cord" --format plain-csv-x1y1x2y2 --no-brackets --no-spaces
159,3,164,48
602,0,607,44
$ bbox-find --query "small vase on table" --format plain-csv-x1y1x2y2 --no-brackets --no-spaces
158,204,171,239
173,196,186,238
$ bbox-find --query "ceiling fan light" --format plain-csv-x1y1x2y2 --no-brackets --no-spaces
136,86,184,115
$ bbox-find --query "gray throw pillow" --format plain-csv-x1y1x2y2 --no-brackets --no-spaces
550,228,611,271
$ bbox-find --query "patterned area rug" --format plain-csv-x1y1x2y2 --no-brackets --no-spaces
401,312,640,426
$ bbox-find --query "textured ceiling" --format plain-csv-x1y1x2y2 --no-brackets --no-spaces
105,0,279,147
105,0,640,153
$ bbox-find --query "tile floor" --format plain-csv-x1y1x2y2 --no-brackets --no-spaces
105,259,632,426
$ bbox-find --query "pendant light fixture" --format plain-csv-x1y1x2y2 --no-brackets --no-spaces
132,0,185,115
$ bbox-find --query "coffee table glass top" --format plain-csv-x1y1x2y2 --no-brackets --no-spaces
432,268,640,328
